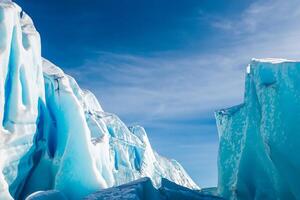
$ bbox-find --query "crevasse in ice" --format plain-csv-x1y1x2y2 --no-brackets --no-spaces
0,2,199,200
216,58,300,199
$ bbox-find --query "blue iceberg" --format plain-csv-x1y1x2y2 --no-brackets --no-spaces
216,58,300,199
0,2,198,199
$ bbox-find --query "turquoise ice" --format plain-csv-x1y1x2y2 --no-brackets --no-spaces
0,2,198,199
216,58,300,199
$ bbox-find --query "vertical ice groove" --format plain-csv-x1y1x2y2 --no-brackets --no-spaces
0,2,45,200
44,72,107,199
3,25,17,130
19,65,29,107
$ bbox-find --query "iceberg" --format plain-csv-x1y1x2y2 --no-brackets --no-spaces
0,1,198,200
216,58,300,199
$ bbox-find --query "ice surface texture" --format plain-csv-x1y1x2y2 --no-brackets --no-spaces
85,177,221,200
0,2,198,200
216,59,300,199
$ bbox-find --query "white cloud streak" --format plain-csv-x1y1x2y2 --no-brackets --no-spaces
68,52,246,125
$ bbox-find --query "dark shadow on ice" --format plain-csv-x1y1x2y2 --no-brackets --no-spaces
9,98,53,200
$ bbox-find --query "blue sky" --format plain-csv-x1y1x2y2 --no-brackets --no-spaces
15,0,300,187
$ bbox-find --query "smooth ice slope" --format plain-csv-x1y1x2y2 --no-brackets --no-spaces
25,190,67,200
216,59,300,199
0,2,199,200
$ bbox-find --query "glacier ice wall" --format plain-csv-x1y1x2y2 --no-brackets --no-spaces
0,2,198,200
216,58,300,199
0,2,44,199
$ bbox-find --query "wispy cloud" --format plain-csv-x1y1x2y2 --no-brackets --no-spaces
67,51,246,125
65,0,300,128
208,0,300,35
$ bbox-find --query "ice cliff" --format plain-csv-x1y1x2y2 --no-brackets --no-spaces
216,58,300,199
0,2,198,200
